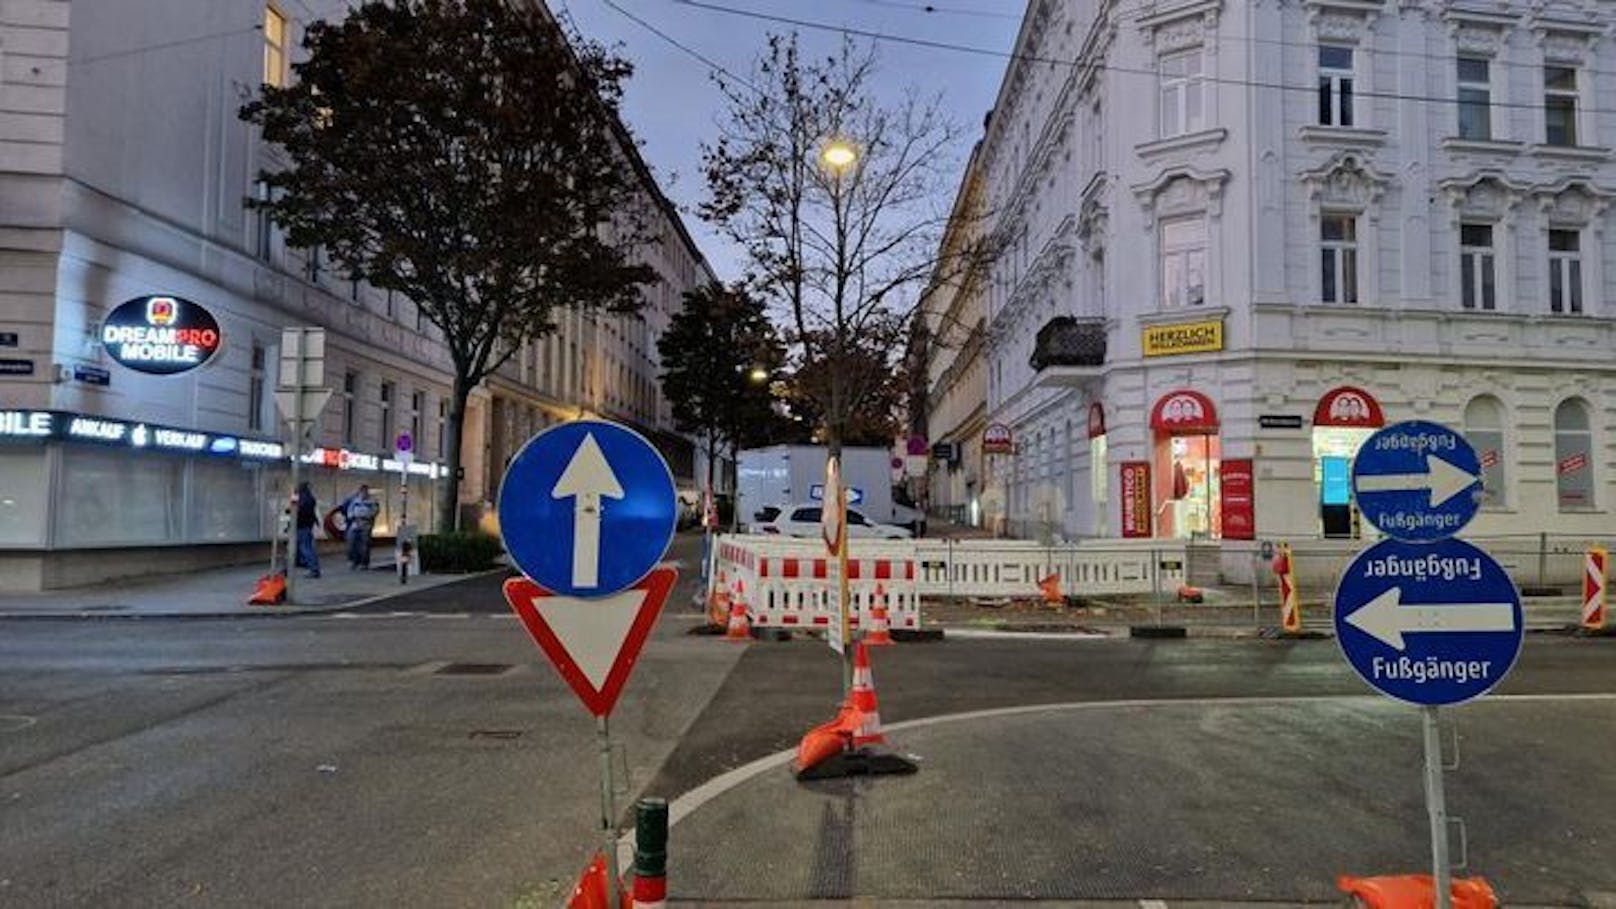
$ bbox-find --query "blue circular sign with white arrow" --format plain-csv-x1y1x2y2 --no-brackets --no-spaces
1351,420,1483,542
497,420,677,598
1334,538,1523,706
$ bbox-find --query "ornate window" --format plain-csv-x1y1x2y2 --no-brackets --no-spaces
1300,153,1388,305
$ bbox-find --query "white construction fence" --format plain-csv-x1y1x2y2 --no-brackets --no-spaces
708,534,1189,631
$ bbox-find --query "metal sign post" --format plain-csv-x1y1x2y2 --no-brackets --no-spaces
497,420,679,909
1336,420,1521,905
1422,706,1453,909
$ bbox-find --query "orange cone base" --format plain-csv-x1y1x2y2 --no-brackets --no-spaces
248,573,287,606
1176,584,1204,603
795,742,919,781
1336,874,1497,909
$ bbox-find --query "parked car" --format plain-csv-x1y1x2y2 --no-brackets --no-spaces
753,503,913,540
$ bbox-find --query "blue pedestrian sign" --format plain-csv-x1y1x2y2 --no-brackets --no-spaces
498,420,676,598
1351,420,1482,542
1334,538,1523,706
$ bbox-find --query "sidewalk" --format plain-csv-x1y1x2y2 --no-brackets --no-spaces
0,559,489,619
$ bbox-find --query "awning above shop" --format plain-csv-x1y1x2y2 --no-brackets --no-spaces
1150,390,1219,434
1314,386,1385,428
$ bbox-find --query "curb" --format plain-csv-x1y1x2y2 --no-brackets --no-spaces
0,567,507,621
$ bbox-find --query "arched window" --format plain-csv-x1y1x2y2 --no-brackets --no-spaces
1463,396,1506,507
1554,398,1594,510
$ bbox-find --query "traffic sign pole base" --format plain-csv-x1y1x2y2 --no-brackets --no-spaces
794,744,920,782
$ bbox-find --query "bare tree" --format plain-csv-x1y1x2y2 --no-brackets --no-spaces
701,34,994,458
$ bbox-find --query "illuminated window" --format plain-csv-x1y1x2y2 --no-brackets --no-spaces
264,7,288,88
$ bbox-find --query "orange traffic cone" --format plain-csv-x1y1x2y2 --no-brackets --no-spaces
248,572,287,606
566,852,629,909
1037,573,1062,605
725,580,751,641
848,642,885,747
865,583,895,646
1336,874,1496,909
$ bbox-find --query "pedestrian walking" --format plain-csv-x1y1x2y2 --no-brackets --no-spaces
294,481,321,578
341,483,379,570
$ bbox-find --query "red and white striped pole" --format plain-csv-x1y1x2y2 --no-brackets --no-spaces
1273,542,1301,633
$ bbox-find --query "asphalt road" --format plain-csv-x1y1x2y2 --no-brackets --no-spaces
2,538,1612,907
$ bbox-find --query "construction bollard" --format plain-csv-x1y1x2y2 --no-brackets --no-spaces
1273,543,1301,633
632,797,668,908
1584,546,1607,631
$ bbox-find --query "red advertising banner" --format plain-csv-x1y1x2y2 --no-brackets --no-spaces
1220,458,1255,541
1558,452,1589,476
1119,461,1152,538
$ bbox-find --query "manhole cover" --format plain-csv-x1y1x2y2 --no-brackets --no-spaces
434,663,513,676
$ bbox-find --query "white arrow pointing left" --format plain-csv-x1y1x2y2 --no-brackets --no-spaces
1345,586,1516,651
1356,453,1478,508
552,432,624,589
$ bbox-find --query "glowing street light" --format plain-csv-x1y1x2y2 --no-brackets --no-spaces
820,139,857,172
748,366,769,383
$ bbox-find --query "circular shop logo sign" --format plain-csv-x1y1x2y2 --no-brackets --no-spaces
101,296,223,375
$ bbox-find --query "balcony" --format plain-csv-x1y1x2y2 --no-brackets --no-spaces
1030,316,1106,388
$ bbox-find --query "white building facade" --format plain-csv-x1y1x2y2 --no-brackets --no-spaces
968,0,1616,579
0,0,711,590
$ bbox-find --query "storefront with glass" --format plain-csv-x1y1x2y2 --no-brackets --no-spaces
1149,390,1221,539
0,409,446,590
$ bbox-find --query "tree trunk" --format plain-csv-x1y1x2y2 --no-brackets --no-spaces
705,431,718,495
437,373,472,534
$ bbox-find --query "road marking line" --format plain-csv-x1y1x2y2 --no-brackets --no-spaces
1139,901,1169,909
653,691,1616,839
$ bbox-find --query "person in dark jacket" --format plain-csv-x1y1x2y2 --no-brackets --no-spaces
295,481,321,578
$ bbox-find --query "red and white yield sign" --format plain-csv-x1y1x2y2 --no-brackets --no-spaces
503,567,677,717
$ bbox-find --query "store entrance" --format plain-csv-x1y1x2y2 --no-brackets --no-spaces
1148,390,1222,540
1155,433,1221,539
1312,386,1385,539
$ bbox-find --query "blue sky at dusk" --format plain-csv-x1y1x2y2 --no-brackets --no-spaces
557,0,1024,282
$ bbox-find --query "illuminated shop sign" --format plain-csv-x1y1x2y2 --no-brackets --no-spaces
102,295,223,375
0,411,53,438
0,409,282,461
303,447,444,478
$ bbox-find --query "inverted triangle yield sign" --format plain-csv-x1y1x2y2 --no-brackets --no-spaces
503,567,677,717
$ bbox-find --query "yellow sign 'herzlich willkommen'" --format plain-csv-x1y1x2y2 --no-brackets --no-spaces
1143,319,1223,357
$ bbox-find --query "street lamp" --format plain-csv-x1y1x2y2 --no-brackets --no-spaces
820,138,858,172
748,366,769,384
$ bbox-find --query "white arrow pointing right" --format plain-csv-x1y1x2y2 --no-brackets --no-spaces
1345,586,1516,651
1355,453,1479,508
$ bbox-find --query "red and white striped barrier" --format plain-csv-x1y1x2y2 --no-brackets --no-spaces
1584,546,1607,631
712,537,920,631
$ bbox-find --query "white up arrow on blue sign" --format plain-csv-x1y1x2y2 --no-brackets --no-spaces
1334,538,1523,706
498,420,676,598
1351,420,1483,542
